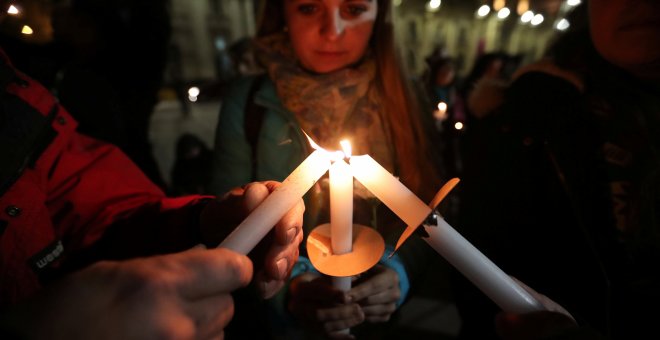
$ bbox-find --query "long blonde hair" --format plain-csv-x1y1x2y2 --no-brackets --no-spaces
256,0,441,200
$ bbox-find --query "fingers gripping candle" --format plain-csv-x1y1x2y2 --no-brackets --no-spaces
219,149,331,254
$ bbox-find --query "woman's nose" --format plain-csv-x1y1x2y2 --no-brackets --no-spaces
321,9,345,40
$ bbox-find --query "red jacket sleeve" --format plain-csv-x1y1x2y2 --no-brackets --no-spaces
46,129,215,265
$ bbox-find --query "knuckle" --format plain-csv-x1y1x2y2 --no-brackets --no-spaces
120,266,170,295
225,253,252,285
223,295,236,323
386,303,397,313
154,319,195,340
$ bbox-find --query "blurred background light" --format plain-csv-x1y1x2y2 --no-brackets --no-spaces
520,10,534,23
476,5,490,17
531,13,544,26
497,8,511,20
555,18,570,31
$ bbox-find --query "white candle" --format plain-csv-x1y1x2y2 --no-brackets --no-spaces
350,155,542,313
329,158,353,292
219,149,332,254
423,215,544,313
330,159,353,257
350,155,430,228
331,143,353,335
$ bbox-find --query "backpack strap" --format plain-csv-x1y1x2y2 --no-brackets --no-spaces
243,74,267,182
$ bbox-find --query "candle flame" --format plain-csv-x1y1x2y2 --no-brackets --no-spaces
340,140,351,159
303,130,352,162
304,131,323,151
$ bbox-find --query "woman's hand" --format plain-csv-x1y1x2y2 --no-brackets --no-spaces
288,273,364,339
348,265,401,323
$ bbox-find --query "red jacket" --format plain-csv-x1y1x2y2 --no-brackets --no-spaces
0,51,211,306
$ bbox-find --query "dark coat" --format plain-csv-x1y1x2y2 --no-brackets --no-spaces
454,66,660,339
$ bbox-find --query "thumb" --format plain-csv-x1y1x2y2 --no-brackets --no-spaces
177,248,254,299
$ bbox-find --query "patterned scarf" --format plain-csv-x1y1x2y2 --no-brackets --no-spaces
254,33,395,173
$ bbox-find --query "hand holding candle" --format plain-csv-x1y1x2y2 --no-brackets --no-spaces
308,140,385,335
351,156,544,314
218,149,331,254
421,213,544,313
201,181,305,299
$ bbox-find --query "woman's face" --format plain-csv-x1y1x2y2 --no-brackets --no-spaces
589,0,660,79
284,0,378,74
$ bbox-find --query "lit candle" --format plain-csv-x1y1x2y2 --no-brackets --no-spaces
330,141,353,293
219,149,332,254
351,155,543,313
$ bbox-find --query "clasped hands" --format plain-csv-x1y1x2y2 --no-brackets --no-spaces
288,264,401,339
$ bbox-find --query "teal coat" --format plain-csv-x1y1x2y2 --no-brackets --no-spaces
211,75,308,195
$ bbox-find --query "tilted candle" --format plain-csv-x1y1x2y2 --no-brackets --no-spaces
350,155,430,228
421,215,544,313
351,155,543,313
219,149,332,254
